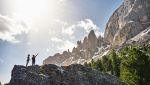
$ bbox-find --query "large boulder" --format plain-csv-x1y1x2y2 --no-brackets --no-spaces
9,64,127,85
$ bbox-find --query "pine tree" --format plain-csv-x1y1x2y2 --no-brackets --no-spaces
120,46,150,85
109,49,120,77
101,55,111,72
96,59,104,72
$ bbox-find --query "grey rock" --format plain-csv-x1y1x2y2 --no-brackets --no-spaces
4,83,9,85
43,30,106,65
125,26,150,47
104,0,150,46
9,64,127,85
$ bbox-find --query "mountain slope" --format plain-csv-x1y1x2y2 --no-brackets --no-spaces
126,26,150,47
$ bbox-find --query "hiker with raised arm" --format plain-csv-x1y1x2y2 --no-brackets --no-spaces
26,54,30,67
32,53,39,66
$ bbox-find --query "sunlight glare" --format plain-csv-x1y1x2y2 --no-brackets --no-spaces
14,0,56,17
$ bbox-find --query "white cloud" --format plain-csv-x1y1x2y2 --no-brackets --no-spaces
50,37,75,52
46,48,51,52
27,42,31,45
58,0,69,2
58,40,75,51
60,19,103,37
0,14,30,43
47,19,103,54
59,0,65,2
54,19,68,26
77,19,98,33
51,37,63,42
62,25,75,36
95,30,104,37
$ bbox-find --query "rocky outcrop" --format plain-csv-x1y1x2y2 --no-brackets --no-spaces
9,64,127,85
125,26,150,47
43,30,107,65
104,0,150,46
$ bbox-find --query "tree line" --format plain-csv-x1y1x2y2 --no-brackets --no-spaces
84,46,150,85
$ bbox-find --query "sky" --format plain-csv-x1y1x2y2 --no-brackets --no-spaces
0,0,123,84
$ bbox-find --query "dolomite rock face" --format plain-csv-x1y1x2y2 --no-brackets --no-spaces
125,26,150,47
43,30,106,65
104,0,150,46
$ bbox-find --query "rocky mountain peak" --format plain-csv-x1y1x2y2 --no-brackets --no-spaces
8,64,127,85
83,37,88,44
88,30,97,42
87,30,98,49
88,30,95,36
43,30,105,65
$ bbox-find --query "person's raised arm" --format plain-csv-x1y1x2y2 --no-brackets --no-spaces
35,53,39,57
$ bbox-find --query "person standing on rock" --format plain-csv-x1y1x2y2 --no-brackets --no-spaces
32,53,39,66
26,54,30,67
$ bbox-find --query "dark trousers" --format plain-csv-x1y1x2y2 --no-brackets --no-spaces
26,60,29,67
32,60,35,66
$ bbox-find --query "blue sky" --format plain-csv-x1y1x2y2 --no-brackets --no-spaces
0,0,123,84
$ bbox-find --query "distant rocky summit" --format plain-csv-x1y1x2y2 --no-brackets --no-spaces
104,0,150,46
43,30,108,65
9,64,126,85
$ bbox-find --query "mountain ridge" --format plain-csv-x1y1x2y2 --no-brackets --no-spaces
43,30,107,65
